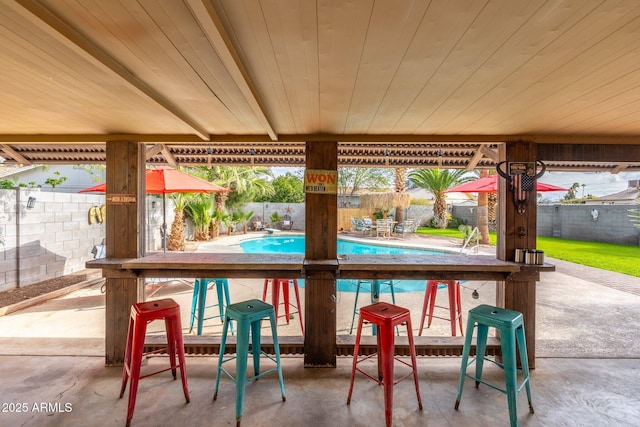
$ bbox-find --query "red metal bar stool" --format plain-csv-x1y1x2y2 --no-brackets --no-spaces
347,302,423,427
418,280,464,336
119,299,189,427
262,278,304,334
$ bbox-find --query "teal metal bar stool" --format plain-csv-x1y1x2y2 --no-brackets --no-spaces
349,279,397,335
189,278,233,335
213,299,286,427
455,304,534,427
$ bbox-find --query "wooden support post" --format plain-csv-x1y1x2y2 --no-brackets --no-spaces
496,141,537,368
304,141,338,367
104,141,145,366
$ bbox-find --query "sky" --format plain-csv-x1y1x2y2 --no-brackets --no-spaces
540,171,640,198
273,167,640,200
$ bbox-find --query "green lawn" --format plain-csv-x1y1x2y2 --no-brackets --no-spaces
416,228,640,278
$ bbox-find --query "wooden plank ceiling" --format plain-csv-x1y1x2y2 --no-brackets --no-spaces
1,0,640,171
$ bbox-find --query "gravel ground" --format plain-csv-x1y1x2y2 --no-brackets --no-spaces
0,270,100,308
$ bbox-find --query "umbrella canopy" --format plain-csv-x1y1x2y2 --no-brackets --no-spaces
445,174,568,193
78,168,231,194
79,168,230,251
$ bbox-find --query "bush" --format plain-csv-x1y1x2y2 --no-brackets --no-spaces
447,217,466,229
458,224,473,239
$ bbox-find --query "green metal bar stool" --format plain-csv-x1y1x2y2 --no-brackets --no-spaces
189,278,233,336
213,299,286,427
455,304,534,427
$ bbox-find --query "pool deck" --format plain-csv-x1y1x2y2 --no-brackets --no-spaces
1,231,639,426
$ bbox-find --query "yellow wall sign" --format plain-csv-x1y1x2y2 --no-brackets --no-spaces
304,169,338,194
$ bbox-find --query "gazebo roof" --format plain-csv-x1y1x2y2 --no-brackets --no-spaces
2,1,640,171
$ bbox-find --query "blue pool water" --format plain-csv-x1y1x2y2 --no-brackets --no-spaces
238,235,450,293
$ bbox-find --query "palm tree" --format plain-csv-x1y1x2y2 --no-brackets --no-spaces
234,210,254,234
166,193,188,251
193,166,274,237
477,170,491,244
394,167,407,223
184,194,214,241
408,168,471,229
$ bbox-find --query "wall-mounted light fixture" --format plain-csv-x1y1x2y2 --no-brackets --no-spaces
26,197,36,209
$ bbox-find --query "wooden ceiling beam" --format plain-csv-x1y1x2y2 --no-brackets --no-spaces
2,133,640,144
466,148,485,170
185,0,278,141
537,143,640,163
611,164,628,174
14,0,209,141
160,145,178,168
0,144,31,165
145,144,164,159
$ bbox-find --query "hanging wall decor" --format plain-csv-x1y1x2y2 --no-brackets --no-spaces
495,160,546,214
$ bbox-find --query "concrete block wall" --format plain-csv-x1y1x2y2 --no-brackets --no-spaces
0,189,105,291
243,202,306,230
453,203,640,245
538,204,640,245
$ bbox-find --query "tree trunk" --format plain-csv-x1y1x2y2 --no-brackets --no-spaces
434,195,448,228
477,170,491,244
394,167,407,223
166,208,185,251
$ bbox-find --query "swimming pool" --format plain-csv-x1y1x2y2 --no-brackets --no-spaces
237,235,450,293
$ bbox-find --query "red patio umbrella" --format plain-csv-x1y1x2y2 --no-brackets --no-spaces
445,174,568,193
79,168,231,251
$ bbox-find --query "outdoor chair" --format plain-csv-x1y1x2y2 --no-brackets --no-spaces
251,216,265,231
376,219,392,238
282,214,294,230
351,217,371,235
394,219,415,238
362,217,374,235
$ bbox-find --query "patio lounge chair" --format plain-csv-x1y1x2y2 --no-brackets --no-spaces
252,216,265,231
282,214,294,230
351,217,372,235
394,219,416,238
362,217,374,235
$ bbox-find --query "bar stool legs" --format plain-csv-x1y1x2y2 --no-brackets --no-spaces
349,279,397,335
119,299,189,427
418,280,463,336
189,278,232,335
262,278,304,334
455,304,534,427
214,299,286,426
347,302,422,427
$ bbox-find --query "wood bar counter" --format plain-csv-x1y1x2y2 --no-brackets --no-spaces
88,253,553,361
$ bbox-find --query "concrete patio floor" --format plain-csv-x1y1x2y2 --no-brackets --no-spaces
1,232,639,426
